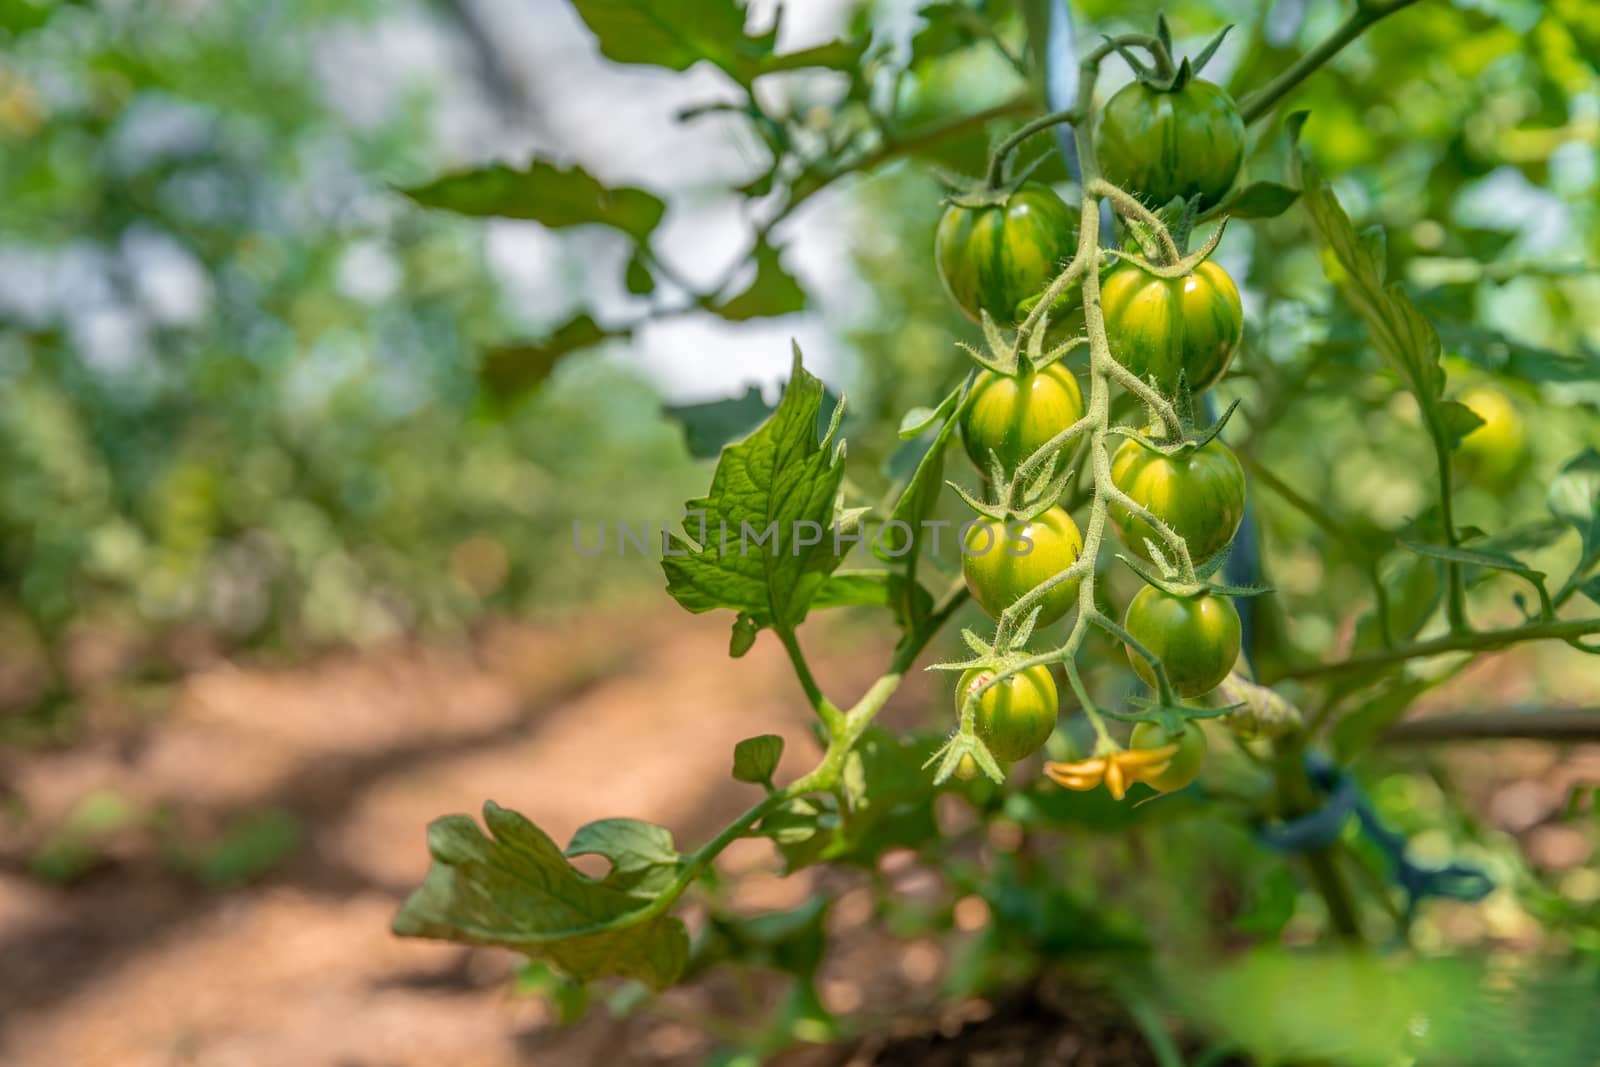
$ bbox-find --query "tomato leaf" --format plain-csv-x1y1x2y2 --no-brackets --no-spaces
1431,320,1600,384
1437,400,1485,450
624,253,655,295
1549,449,1600,588
1401,540,1552,617
1332,676,1443,759
663,385,773,459
1234,867,1298,938
393,803,689,990
565,818,685,897
731,735,784,785
1293,152,1471,498
712,241,806,320
663,347,852,635
569,0,865,85
568,0,747,73
399,160,664,240
875,382,966,568
696,898,831,980
1205,180,1299,220
478,316,621,407
812,569,906,610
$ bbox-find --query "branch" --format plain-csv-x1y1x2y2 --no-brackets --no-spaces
1264,617,1600,683
1238,0,1422,125
1382,707,1600,744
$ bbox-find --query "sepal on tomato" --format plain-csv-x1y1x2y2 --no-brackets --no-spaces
1104,696,1234,736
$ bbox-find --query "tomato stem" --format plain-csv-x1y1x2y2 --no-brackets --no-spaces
1264,615,1600,683
1237,0,1421,125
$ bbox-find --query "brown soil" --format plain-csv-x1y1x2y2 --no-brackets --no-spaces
1,611,1096,1067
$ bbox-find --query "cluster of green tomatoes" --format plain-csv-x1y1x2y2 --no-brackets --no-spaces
934,73,1253,795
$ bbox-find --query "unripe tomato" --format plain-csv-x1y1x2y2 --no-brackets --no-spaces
1094,78,1245,211
1101,259,1242,396
962,506,1083,627
957,665,1059,763
960,361,1085,476
1129,721,1207,792
1123,585,1240,697
1457,385,1526,484
1109,435,1245,565
936,182,1077,325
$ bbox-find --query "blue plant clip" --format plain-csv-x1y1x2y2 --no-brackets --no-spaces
1256,751,1494,924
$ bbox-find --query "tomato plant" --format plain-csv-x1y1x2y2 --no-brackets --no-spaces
1095,76,1245,211
959,360,1085,475
1109,434,1246,566
382,5,1600,1061
1123,585,1242,698
935,181,1077,325
1100,257,1242,396
957,665,1058,763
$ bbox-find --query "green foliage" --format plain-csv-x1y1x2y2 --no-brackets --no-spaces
393,803,690,990
399,161,665,240
731,734,784,785
568,0,865,85
662,350,857,636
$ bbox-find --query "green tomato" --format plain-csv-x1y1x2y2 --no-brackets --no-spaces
935,182,1077,325
1123,585,1241,698
1457,384,1526,483
1109,434,1245,565
959,361,1085,476
1094,78,1245,211
957,665,1059,763
962,506,1083,627
1101,259,1242,396
1129,721,1207,792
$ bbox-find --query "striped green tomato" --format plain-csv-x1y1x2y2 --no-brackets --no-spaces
1094,78,1245,211
1101,258,1242,396
1124,586,1241,698
959,361,1085,476
957,665,1058,763
962,506,1083,628
1109,435,1245,566
935,182,1077,324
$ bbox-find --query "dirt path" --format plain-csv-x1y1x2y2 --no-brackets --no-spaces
0,612,933,1067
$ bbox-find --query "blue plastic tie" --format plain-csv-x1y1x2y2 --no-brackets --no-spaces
1256,752,1494,921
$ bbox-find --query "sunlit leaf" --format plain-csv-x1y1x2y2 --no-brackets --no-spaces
394,803,689,990
662,348,852,634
